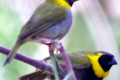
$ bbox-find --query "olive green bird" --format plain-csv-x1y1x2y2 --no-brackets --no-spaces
19,51,117,80
4,0,78,66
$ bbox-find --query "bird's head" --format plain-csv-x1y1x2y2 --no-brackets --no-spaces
66,0,78,6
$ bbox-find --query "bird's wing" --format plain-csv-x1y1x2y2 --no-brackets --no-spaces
18,2,66,41
18,71,45,80
18,70,54,80
56,51,91,69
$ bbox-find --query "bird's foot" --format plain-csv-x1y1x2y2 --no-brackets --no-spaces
47,41,61,54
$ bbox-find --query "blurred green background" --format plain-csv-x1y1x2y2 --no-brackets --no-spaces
0,0,120,80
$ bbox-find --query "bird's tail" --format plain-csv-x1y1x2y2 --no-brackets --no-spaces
4,42,21,66
19,70,53,80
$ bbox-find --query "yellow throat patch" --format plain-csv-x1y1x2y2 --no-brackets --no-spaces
48,0,71,9
88,53,110,78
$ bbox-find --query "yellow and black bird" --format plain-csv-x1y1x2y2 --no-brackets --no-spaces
19,51,117,80
4,0,78,66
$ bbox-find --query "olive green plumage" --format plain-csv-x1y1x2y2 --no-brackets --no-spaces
56,51,91,69
4,0,78,66
19,3,66,41
19,70,53,80
19,51,117,80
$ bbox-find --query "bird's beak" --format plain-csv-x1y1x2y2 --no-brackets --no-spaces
109,58,117,65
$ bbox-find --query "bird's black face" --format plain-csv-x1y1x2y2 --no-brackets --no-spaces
66,0,78,6
98,55,117,72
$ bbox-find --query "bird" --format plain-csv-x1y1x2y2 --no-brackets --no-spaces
4,0,78,66
19,51,117,80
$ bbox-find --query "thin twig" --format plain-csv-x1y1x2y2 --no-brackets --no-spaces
0,43,77,80
59,43,77,80
0,46,52,72
50,53,60,80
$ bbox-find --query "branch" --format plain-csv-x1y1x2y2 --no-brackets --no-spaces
0,43,77,80
59,43,77,80
0,46,52,72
